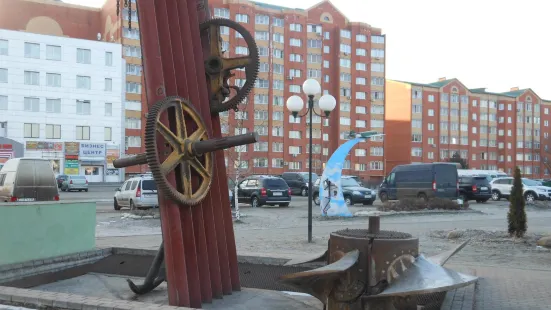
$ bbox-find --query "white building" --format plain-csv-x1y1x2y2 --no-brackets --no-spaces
0,29,124,182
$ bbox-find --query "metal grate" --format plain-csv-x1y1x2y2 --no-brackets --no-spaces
334,229,412,240
238,263,310,292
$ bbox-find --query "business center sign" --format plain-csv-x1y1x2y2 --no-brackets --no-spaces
79,143,106,158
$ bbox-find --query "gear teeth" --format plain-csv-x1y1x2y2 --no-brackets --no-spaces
200,18,260,114
144,96,213,206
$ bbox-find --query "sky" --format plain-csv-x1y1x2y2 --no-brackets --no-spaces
65,0,551,99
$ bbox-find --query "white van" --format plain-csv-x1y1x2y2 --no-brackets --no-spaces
0,158,60,202
114,176,158,210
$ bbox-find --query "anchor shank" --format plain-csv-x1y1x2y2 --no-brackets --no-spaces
113,153,148,168
192,132,259,156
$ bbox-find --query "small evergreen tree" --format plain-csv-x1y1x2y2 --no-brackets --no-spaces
448,152,468,169
507,166,527,237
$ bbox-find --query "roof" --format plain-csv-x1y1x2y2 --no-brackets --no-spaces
469,88,516,98
250,1,305,11
427,79,454,88
501,88,529,97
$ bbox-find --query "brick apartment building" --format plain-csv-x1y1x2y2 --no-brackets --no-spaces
210,0,387,183
386,78,551,179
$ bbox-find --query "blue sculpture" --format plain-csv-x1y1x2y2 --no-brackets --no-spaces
319,131,383,217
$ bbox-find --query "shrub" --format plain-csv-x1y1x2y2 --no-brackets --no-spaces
507,166,527,237
377,197,468,212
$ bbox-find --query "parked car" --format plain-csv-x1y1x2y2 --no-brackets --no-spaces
56,174,68,188
281,172,319,196
490,177,551,202
458,176,492,203
60,175,89,192
378,163,459,202
114,176,158,210
0,158,59,202
236,175,291,208
312,176,376,206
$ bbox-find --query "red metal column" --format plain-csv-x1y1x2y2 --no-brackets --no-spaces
136,0,240,307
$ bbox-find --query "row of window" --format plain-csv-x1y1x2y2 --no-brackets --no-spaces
0,40,113,66
23,123,112,141
229,157,384,171
213,8,385,44
0,68,113,91
413,92,545,113
0,95,113,115
411,148,543,163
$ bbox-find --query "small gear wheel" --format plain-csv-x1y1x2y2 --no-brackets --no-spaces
200,18,259,114
144,96,213,206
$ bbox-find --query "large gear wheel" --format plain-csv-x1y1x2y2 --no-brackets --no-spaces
144,96,213,205
200,18,259,114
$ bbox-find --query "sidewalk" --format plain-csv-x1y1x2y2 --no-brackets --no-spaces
96,235,551,309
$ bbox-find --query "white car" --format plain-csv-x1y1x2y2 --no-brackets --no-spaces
114,176,158,210
489,177,551,202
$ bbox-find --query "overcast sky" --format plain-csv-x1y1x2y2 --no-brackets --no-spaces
66,0,551,99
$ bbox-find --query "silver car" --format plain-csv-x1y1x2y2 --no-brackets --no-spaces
114,176,158,210
61,175,89,192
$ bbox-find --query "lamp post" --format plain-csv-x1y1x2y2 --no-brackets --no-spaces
286,79,337,243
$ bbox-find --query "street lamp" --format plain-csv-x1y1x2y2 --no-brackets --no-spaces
286,79,337,243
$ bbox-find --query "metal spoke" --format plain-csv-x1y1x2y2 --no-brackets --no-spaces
160,151,182,175
173,102,187,139
209,24,221,57
190,158,210,179
222,56,251,70
181,161,192,199
156,121,181,148
189,128,206,142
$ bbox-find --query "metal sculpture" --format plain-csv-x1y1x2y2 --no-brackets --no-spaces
199,18,260,113
281,216,478,309
318,131,383,217
114,1,260,306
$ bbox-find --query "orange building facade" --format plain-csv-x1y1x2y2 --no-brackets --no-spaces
209,0,386,183
385,78,551,179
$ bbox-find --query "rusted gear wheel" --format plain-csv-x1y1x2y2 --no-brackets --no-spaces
144,96,213,206
200,18,259,114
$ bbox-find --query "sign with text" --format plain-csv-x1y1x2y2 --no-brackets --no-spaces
64,142,80,156
79,143,106,158
26,141,63,152
106,149,120,169
64,160,79,175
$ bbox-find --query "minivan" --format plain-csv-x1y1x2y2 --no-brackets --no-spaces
0,158,59,202
378,163,458,202
114,176,158,210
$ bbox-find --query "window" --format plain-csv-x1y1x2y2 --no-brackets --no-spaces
307,24,322,33
371,35,385,44
104,127,112,141
76,100,91,115
356,106,366,114
308,54,322,63
356,63,367,71
105,103,112,116
272,142,283,152
307,39,322,48
355,77,366,85
273,64,284,74
356,92,366,100
412,120,422,128
371,91,384,100
24,71,39,85
289,54,302,62
235,46,249,55
323,46,330,53
411,147,422,157
290,38,301,47
76,48,91,64
371,77,384,86
255,79,269,89
76,126,91,140
371,49,384,58
45,45,61,61
340,117,351,125
340,43,351,54
289,85,301,93
356,120,366,128
76,76,91,89
45,73,61,87
371,119,384,128
370,147,384,156
45,124,61,139
24,123,40,138
412,134,422,142
255,14,269,24
46,98,61,113
126,82,141,94
126,117,141,129
340,29,351,38
0,39,7,55
273,33,284,43
103,51,113,66
290,23,302,32
0,68,6,83
126,64,142,76
340,58,351,68
289,146,301,154
412,104,422,114
124,45,142,57
235,14,249,23
214,8,230,18
355,149,367,156
356,34,367,42
308,69,321,78
0,95,7,110
24,97,40,112
371,63,384,72
25,42,40,58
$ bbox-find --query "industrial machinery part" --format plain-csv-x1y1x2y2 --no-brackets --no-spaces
199,18,260,114
127,243,167,295
280,216,478,310
113,96,259,205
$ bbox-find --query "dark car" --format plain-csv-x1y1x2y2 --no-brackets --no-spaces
458,176,492,203
236,175,291,208
281,172,319,196
56,174,68,188
312,176,376,206
378,163,458,202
